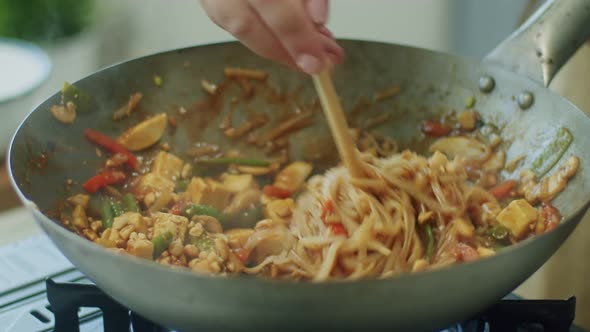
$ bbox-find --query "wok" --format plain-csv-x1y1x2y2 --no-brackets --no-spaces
8,0,590,331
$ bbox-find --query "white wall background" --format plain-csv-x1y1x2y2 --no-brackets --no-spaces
34,0,536,99
120,0,455,58
118,0,531,60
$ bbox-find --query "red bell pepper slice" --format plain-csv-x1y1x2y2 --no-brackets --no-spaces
83,171,127,193
419,120,451,137
263,185,291,199
328,223,348,237
541,201,561,233
489,180,517,200
84,128,138,169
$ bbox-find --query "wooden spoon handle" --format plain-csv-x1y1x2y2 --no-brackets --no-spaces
312,70,365,178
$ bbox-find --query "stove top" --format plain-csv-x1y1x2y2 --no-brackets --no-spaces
0,235,585,332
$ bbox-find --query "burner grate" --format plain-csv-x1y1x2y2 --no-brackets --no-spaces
481,297,576,332
44,277,581,332
45,279,165,332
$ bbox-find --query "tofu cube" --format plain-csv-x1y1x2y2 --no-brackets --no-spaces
187,177,232,211
453,218,475,238
151,151,184,180
152,212,189,241
496,199,538,239
221,173,255,193
126,233,154,259
187,177,207,203
201,179,232,211
112,212,148,235
138,173,175,195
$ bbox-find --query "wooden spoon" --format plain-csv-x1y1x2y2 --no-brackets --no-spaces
312,70,365,178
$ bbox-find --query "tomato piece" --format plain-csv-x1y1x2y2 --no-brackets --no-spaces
454,243,479,262
541,201,561,233
321,199,334,220
235,248,251,263
419,120,451,137
263,185,291,199
170,200,190,216
489,180,517,200
84,128,139,169
83,171,127,193
328,223,348,237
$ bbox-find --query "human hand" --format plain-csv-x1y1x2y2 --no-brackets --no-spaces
200,0,344,74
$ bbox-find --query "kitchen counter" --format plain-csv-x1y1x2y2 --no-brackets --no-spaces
0,161,42,246
0,208,42,247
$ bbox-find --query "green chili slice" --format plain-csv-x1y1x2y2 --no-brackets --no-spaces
154,75,163,87
425,224,434,260
61,82,92,112
531,127,574,178
464,95,476,108
486,224,509,241
174,179,190,192
152,232,173,259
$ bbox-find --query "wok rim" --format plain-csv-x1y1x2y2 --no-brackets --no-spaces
6,39,590,289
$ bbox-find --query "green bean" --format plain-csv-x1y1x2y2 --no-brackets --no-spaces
531,127,574,177
197,157,270,167
109,200,124,217
122,193,139,212
152,232,173,259
100,201,114,229
183,204,223,221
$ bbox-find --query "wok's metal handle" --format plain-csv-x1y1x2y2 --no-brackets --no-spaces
484,0,590,87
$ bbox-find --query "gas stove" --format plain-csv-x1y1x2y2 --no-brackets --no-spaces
0,235,585,332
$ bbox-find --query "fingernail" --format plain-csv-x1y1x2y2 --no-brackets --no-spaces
318,25,333,38
308,0,328,24
326,44,344,65
327,52,341,65
297,54,322,74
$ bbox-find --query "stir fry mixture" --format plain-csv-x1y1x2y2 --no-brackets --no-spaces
52,69,579,281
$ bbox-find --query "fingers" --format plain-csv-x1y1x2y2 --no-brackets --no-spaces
200,0,342,74
200,0,295,67
306,0,328,25
308,2,344,66
248,0,341,73
317,25,333,38
319,31,344,65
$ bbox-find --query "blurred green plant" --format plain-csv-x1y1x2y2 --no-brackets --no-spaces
0,0,94,41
